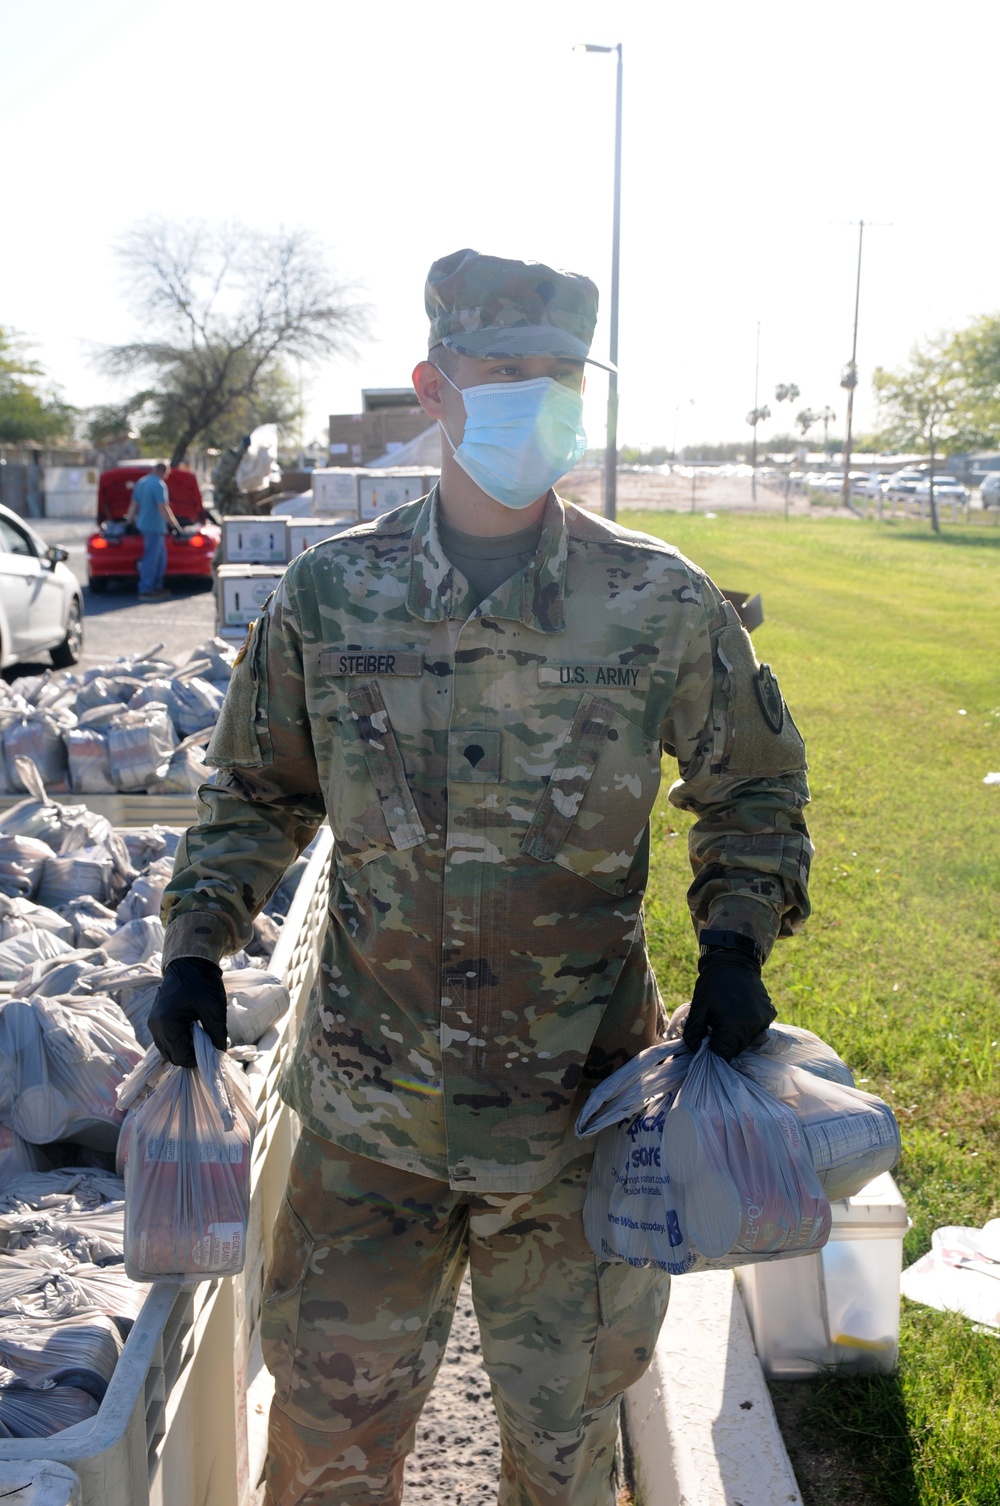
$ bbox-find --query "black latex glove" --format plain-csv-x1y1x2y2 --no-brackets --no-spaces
682,950,776,1062
148,957,228,1069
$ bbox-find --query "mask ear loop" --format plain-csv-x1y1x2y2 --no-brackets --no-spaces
431,363,462,454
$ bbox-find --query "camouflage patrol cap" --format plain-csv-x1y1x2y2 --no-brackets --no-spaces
425,249,614,370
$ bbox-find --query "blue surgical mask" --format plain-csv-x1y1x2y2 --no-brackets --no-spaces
435,367,587,510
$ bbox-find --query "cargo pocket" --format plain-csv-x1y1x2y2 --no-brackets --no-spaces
520,694,661,896
344,683,426,856
584,1258,671,1410
260,1195,315,1404
205,614,273,769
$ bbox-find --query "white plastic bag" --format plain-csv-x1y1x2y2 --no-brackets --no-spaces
0,929,73,982
65,726,116,795
222,969,290,1045
0,836,53,899
0,995,142,1150
578,1038,834,1273
118,1026,258,1282
106,705,177,791
731,1053,901,1200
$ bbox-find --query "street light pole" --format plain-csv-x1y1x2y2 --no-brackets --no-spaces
580,42,622,521
840,219,864,511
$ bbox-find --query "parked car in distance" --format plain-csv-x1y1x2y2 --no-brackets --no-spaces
913,475,970,505
882,470,926,497
980,473,1000,508
87,465,221,591
0,504,84,669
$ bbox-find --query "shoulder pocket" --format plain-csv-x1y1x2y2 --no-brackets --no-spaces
205,615,273,769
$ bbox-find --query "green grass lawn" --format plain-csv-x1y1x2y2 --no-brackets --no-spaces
621,509,1000,1506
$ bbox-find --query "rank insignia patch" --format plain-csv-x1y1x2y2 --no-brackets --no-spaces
754,663,785,733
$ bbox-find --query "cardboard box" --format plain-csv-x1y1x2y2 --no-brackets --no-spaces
221,516,289,566
311,468,362,516
358,469,438,522
216,565,286,636
286,518,355,557
736,1172,909,1377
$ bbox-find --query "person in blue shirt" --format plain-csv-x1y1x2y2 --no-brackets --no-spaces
125,464,180,597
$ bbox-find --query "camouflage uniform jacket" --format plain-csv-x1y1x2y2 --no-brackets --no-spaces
162,488,812,1193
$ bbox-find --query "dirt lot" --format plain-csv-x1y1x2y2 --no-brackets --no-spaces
559,465,812,516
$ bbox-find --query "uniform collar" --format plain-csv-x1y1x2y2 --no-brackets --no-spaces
406,485,568,633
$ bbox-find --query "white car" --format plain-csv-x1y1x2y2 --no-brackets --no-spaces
981,474,1000,509
882,470,926,497
0,505,84,669
913,475,970,505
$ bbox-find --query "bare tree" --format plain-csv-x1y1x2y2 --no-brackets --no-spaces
99,219,367,466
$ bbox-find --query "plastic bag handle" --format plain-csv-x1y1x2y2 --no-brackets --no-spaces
12,757,50,806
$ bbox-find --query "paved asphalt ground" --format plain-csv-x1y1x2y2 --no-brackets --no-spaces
22,517,506,1497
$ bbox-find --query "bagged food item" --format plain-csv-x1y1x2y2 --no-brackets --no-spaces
86,963,161,1047
731,1053,900,1200
145,733,210,794
65,726,116,794
101,916,164,966
661,1044,831,1261
130,675,225,739
115,858,173,923
106,705,177,791
0,836,53,899
120,825,180,871
0,762,90,850
0,1311,123,1401
223,969,290,1045
666,1002,855,1087
118,1026,258,1282
0,929,74,982
12,950,98,1000
37,848,115,911
58,818,135,905
0,1170,126,1266
248,910,282,959
0,897,74,945
4,715,74,794
0,1125,49,1186
58,897,119,950
578,1038,833,1274
0,1257,146,1333
0,1379,101,1437
0,995,142,1150
75,675,142,714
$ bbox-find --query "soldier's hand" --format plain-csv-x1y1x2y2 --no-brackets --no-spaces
148,958,228,1069
682,951,776,1062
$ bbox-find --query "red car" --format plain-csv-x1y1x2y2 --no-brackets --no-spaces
87,465,221,591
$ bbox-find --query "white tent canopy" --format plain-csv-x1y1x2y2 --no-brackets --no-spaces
366,425,441,470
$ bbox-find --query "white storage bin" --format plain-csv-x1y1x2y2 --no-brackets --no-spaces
358,469,438,522
0,1461,82,1505
221,517,289,567
311,468,362,516
286,518,355,557
216,566,286,638
0,825,334,1506
736,1172,908,1377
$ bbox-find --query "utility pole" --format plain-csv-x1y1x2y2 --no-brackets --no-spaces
605,43,623,522
840,220,864,511
579,41,623,521
752,321,760,504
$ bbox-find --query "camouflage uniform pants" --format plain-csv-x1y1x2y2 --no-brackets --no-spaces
261,1129,670,1506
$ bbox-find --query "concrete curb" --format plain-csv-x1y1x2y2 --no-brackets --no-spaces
624,1269,802,1506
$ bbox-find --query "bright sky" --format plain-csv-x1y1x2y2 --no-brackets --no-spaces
3,0,999,455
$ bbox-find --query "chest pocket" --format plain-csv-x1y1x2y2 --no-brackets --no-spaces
520,694,662,896
333,682,426,869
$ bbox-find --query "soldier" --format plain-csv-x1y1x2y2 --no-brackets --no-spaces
149,249,812,1506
